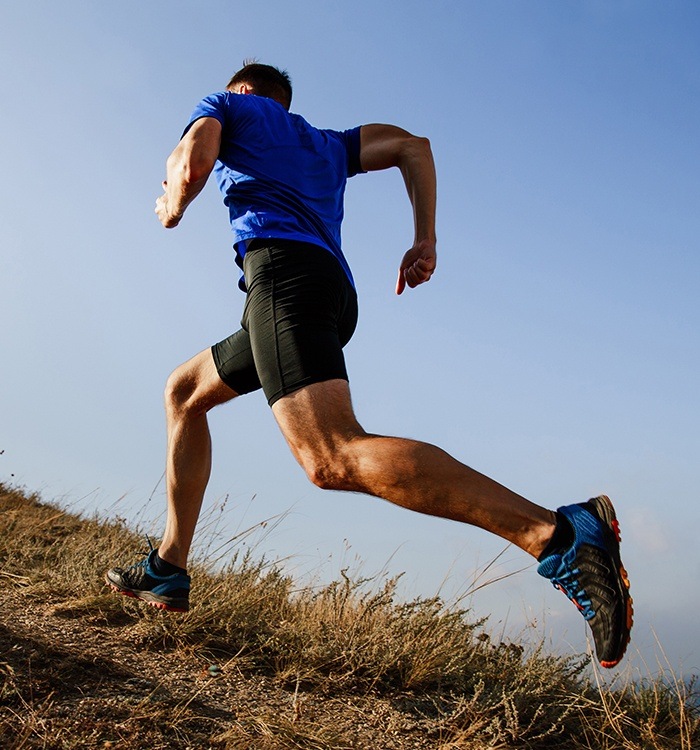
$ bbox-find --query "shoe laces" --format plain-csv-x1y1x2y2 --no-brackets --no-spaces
550,564,594,620
123,535,156,574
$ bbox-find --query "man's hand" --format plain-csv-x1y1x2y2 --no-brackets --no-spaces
396,239,437,295
155,181,182,228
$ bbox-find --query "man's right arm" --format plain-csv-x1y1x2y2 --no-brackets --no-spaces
155,117,222,228
359,124,437,294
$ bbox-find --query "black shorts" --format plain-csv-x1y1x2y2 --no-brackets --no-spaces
212,240,358,406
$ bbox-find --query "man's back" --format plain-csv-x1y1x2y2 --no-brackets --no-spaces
185,92,363,279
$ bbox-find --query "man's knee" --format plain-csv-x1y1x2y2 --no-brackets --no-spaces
164,366,200,416
299,447,358,492
164,350,237,418
271,380,366,490
305,461,350,491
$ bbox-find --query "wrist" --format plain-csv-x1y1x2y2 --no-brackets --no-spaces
163,204,182,228
164,195,184,225
415,235,437,246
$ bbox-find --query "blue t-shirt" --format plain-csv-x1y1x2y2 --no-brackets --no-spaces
184,92,364,289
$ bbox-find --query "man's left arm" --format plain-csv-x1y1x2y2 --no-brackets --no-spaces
155,117,222,228
359,124,437,294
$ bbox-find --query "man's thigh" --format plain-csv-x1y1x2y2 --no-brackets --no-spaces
271,378,364,469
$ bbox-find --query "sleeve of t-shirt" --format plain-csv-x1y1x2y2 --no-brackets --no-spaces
341,126,365,177
181,92,228,138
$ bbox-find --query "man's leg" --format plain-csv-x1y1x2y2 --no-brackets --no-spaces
272,378,633,667
271,378,556,558
158,348,238,568
105,347,237,610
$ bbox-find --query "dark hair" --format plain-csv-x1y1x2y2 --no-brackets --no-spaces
226,63,292,109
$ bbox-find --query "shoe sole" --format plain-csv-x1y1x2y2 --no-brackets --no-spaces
104,575,189,613
589,495,633,668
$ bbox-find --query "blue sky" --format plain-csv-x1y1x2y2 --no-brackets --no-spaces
2,1,698,677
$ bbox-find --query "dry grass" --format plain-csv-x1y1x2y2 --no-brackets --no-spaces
1,481,698,749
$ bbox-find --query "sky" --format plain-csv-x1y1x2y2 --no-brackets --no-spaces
1,1,698,679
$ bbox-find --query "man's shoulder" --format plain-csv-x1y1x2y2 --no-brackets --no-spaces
289,113,360,144
197,90,230,107
195,90,263,116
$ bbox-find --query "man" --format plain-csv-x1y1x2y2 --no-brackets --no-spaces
106,63,632,668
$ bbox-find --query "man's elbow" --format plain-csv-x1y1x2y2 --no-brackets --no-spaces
398,135,433,167
408,135,432,154
186,162,214,185
167,153,214,186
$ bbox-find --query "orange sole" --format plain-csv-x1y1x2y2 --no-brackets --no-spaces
106,581,188,613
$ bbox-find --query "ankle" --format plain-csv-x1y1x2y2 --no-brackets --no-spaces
525,510,558,559
536,511,574,561
152,550,187,576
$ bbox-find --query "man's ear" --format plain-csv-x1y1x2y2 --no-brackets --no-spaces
230,82,253,95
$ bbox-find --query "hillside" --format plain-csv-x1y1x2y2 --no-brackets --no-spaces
0,482,697,749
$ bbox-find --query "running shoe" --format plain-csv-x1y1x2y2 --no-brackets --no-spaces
537,495,633,668
105,543,190,612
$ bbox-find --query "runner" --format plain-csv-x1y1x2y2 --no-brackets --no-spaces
105,63,632,668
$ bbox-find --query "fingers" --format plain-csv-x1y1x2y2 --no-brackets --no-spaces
154,195,167,219
396,267,406,295
396,259,434,295
406,259,433,287
154,193,180,228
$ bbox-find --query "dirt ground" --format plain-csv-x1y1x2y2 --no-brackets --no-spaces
0,584,448,749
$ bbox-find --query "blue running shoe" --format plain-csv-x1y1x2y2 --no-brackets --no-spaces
105,543,190,612
537,495,633,668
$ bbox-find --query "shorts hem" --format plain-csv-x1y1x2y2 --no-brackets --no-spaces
266,374,350,407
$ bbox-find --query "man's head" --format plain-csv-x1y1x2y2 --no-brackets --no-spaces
226,63,292,110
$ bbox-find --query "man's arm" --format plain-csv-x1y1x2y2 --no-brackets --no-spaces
359,124,437,294
155,117,222,228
